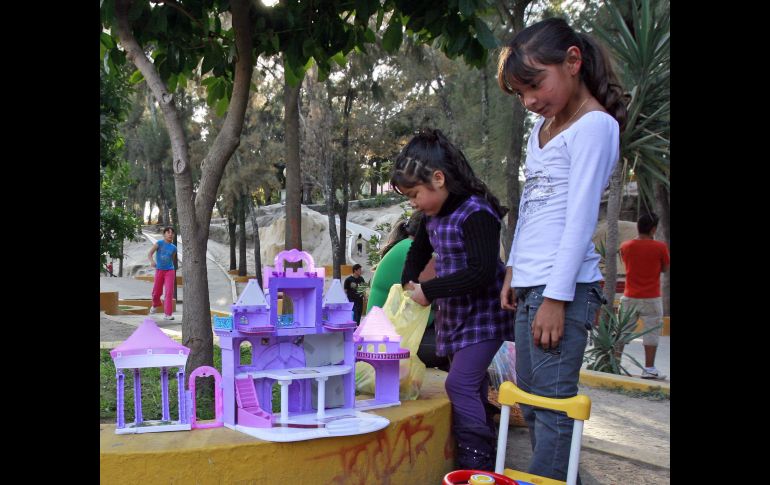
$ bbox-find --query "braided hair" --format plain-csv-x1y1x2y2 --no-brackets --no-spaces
389,129,508,219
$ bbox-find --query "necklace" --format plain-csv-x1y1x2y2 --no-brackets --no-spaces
545,98,589,139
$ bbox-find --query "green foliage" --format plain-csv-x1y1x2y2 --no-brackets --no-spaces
100,163,143,270
374,222,392,235
366,234,382,266
584,304,661,376
100,58,132,168
356,193,403,209
100,0,499,107
355,280,370,298
592,0,670,210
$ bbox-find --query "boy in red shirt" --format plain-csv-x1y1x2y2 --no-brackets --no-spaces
620,212,670,379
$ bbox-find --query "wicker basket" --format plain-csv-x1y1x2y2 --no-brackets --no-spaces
488,388,527,427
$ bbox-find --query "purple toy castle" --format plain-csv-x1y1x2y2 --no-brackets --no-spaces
215,249,409,442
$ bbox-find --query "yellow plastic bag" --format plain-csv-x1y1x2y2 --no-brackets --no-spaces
355,283,431,400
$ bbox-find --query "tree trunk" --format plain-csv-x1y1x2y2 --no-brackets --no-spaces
302,179,314,205
481,63,492,182
337,87,353,270
654,181,670,315
369,158,378,197
305,70,340,277
157,162,170,226
326,171,341,279
603,164,624,307
115,0,254,376
155,197,164,226
238,195,247,277
499,0,531,258
503,99,526,257
247,196,263,287
428,50,457,144
173,226,179,301
228,213,237,270
284,74,302,250
118,239,124,277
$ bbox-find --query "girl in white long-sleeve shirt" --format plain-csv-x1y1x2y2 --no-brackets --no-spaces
496,17,627,484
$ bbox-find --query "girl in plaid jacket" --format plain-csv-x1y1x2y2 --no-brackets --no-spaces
390,129,515,471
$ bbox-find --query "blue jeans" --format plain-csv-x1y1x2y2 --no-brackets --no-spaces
514,283,603,483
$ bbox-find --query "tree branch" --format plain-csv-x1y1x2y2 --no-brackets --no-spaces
496,0,516,29
194,0,254,224
114,0,191,179
151,0,229,42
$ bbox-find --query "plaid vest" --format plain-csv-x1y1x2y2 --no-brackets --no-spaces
426,195,515,356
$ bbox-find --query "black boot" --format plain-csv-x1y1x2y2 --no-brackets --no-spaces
454,425,496,471
456,442,495,471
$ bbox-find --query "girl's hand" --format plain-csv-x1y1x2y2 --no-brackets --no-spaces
531,298,566,351
501,283,517,311
407,281,429,306
500,266,517,311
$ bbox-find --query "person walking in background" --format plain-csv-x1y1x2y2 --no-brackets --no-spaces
620,212,669,379
344,263,366,324
356,234,364,256
148,227,178,320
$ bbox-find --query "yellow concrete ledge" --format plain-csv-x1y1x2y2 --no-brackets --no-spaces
117,299,177,314
579,369,669,395
117,305,150,315
233,275,257,283
323,264,354,277
100,369,454,484
135,275,184,286
100,291,118,315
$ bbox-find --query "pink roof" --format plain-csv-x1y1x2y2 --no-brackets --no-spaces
110,319,190,359
353,306,401,342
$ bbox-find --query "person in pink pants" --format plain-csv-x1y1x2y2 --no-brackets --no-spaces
147,227,178,320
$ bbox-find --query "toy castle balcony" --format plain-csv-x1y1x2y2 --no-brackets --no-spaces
322,279,356,330
262,249,325,331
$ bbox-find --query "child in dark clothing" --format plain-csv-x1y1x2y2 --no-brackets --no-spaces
390,128,515,471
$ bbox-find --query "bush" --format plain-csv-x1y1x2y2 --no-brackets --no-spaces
583,304,661,375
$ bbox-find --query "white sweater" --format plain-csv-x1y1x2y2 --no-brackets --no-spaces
506,111,620,301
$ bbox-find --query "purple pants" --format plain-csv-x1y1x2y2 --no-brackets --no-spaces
152,269,175,316
446,338,503,469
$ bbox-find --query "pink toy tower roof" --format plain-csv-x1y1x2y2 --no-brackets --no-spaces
353,306,401,342
110,318,190,369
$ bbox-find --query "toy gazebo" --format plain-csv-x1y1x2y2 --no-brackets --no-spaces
214,249,405,442
110,319,191,434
